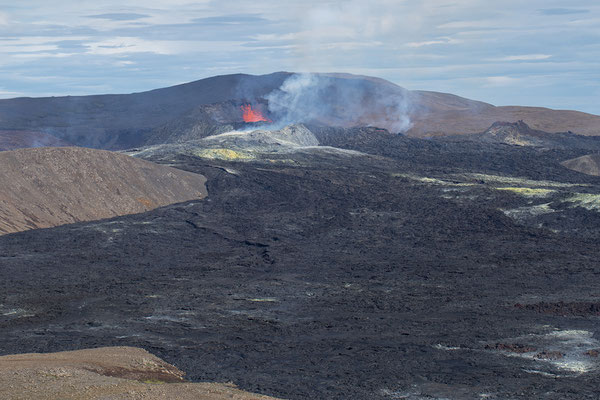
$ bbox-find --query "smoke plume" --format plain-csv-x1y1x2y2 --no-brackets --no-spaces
266,73,412,133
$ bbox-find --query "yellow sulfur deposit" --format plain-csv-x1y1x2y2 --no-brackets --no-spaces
495,187,555,197
564,193,600,210
193,148,255,161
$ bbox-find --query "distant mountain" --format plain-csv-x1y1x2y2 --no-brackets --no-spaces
0,73,290,149
0,147,207,235
0,72,598,150
407,92,600,137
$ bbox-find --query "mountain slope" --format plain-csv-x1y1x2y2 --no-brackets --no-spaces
0,73,290,149
0,72,598,149
0,147,207,235
409,93,600,137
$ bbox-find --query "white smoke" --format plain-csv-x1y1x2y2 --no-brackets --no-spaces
266,73,412,133
266,74,322,124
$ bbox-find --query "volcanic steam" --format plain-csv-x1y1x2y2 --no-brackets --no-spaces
265,73,412,133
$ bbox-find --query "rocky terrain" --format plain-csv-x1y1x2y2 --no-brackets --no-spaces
0,147,207,234
126,124,328,161
442,120,600,150
1,72,600,399
0,72,598,150
1,124,600,399
562,154,600,176
0,346,280,400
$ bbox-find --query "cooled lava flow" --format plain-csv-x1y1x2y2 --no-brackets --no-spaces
241,104,271,123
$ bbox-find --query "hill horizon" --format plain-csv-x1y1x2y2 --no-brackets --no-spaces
0,72,598,152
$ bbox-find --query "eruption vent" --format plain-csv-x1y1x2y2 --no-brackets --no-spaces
241,104,271,123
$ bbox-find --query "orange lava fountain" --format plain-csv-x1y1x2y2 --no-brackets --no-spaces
241,104,271,123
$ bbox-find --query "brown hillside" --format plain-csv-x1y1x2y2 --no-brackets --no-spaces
0,147,207,235
0,347,281,400
561,154,600,176
407,91,600,137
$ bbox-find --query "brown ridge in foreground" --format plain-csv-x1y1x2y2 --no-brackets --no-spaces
0,147,207,235
0,347,281,400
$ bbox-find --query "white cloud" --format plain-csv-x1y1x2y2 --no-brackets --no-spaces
251,33,297,42
12,52,72,59
86,37,181,55
406,37,462,47
0,44,59,53
85,37,247,55
493,54,552,61
437,20,493,30
0,37,90,63
0,0,599,113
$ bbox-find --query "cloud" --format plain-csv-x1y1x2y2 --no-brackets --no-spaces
0,0,599,114
492,54,552,61
113,59,137,67
436,20,494,30
85,37,181,55
0,37,60,53
0,36,91,62
191,14,269,25
85,36,247,56
406,37,462,48
86,13,149,21
12,52,72,59
539,8,590,16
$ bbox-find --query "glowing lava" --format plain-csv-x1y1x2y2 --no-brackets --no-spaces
241,104,271,123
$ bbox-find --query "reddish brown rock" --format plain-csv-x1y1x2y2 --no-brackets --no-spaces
584,349,600,358
534,351,565,360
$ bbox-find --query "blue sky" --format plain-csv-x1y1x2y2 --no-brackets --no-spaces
0,0,599,114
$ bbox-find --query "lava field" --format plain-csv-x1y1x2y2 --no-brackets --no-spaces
2,129,600,399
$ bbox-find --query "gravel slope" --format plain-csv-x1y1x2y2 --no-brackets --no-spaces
0,347,281,400
0,147,207,235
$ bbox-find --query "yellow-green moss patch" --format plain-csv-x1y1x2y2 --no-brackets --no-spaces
495,187,555,197
193,148,255,161
564,193,600,210
391,173,473,186
463,173,586,188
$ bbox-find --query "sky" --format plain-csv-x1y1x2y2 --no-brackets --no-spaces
0,0,599,114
